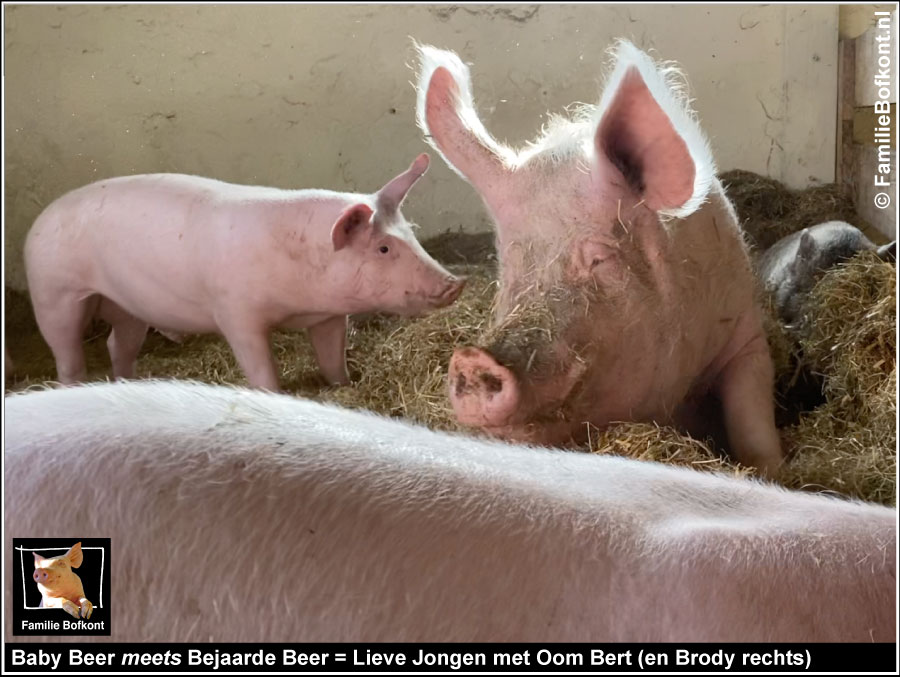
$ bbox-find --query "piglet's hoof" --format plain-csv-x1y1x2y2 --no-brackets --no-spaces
62,599,81,620
79,598,94,619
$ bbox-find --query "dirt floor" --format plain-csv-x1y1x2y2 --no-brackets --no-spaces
4,171,895,505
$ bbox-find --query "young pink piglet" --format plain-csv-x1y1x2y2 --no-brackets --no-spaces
25,154,464,390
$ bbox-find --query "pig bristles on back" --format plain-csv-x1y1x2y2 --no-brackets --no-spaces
413,40,716,220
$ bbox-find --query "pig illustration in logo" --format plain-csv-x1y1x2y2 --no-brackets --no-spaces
32,542,93,619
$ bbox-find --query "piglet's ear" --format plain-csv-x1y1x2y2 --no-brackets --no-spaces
33,552,43,567
331,203,374,252
593,42,715,218
376,153,429,213
65,542,84,569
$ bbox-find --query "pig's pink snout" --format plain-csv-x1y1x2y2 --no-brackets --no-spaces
449,347,520,428
33,569,49,583
434,275,467,307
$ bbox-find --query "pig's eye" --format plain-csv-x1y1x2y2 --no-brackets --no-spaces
379,245,389,254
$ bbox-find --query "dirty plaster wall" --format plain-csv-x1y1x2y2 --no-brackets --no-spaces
4,4,838,290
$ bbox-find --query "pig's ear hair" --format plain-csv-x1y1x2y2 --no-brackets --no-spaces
331,203,374,252
592,41,715,218
65,542,84,569
414,41,516,187
376,153,429,213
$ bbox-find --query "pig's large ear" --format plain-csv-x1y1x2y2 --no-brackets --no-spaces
592,41,715,219
32,552,43,567
376,153,429,213
331,204,374,252
65,542,84,569
415,42,515,188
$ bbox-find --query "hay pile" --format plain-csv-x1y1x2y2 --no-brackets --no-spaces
778,252,896,504
4,171,895,505
588,422,757,480
719,169,857,252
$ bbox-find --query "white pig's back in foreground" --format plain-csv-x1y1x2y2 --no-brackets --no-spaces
4,380,895,642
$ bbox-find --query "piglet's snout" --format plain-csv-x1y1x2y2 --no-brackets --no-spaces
33,569,49,583
449,346,520,428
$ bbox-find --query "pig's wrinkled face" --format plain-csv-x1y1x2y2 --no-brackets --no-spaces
33,555,74,591
450,168,665,444
415,41,718,445
330,153,466,317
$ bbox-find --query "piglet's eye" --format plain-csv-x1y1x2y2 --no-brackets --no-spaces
379,245,389,254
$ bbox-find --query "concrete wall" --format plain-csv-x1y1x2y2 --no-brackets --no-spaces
4,4,839,289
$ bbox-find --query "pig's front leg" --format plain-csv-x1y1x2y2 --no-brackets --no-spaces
715,332,784,479
60,599,81,620
78,596,93,619
308,315,351,386
217,316,280,391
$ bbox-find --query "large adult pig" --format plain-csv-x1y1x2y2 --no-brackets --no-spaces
415,41,782,475
24,154,464,391
4,380,896,642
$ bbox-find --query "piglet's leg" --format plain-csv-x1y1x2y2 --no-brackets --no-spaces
217,317,280,392
308,315,351,386
99,297,148,380
61,599,81,619
33,292,95,384
78,597,93,619
715,333,784,479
